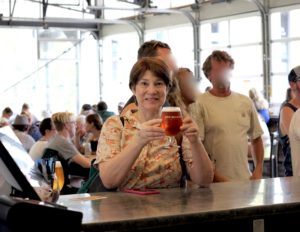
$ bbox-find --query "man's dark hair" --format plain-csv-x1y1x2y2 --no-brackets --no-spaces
86,114,103,131
137,40,171,60
39,118,53,136
2,107,13,116
81,104,92,111
97,101,108,111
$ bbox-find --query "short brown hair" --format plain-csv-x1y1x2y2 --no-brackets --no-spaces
137,40,171,60
129,57,172,90
202,50,234,78
86,113,103,131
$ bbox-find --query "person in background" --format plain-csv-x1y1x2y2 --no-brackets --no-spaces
280,87,294,109
85,113,103,155
47,112,91,169
279,65,300,176
0,107,13,127
97,101,115,122
289,108,300,176
80,103,94,116
74,115,87,154
29,118,57,161
117,102,125,115
249,88,270,124
21,103,38,124
95,57,213,190
12,114,35,152
192,50,264,182
21,103,42,141
121,40,179,116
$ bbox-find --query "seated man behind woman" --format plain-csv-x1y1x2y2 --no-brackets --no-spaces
47,112,91,178
95,57,213,190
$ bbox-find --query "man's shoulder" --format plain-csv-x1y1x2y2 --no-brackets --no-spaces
195,92,211,103
47,135,66,148
231,92,252,104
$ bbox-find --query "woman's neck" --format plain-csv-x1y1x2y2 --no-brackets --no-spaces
90,128,101,140
137,109,160,122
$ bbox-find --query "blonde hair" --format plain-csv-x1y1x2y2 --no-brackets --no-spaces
249,88,269,110
52,112,75,131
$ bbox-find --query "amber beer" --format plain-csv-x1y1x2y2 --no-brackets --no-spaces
161,107,183,136
54,161,65,191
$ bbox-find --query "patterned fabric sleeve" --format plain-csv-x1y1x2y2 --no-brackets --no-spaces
94,115,123,165
181,136,193,166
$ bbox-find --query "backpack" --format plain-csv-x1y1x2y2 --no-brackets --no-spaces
77,159,117,193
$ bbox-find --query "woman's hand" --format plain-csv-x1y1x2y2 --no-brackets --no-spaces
180,116,199,144
134,119,165,147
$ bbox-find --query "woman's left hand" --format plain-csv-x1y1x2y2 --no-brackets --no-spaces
180,116,199,143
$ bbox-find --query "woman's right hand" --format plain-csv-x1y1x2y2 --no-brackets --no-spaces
134,119,164,147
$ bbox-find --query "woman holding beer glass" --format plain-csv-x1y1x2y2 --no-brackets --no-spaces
95,57,213,190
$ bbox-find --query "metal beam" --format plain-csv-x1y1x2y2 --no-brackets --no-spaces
0,17,143,33
251,0,271,101
88,6,201,79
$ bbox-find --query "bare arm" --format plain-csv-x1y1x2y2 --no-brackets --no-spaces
74,135,84,154
71,153,91,168
280,107,295,136
181,117,214,186
250,136,264,180
99,119,164,189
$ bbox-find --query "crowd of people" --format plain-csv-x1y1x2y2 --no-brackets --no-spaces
1,39,300,195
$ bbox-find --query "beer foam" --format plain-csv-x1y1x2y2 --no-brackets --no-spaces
55,161,62,168
161,107,181,112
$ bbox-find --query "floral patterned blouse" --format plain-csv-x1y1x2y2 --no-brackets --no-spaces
95,110,193,189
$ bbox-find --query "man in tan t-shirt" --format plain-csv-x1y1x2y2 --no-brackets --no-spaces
191,50,264,182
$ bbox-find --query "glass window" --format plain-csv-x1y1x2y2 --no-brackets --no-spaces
289,9,300,38
102,33,139,113
200,15,262,95
230,45,263,78
200,21,229,48
271,42,289,74
0,28,100,118
230,16,262,45
145,25,194,71
271,8,300,104
271,75,289,106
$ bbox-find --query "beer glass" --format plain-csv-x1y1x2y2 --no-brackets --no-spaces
54,161,65,191
161,107,183,147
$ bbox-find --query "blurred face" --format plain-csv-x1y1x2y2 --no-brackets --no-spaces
209,59,232,89
85,121,93,133
76,120,86,136
46,124,57,138
66,118,76,138
132,70,168,113
156,48,178,78
178,71,198,105
290,77,300,95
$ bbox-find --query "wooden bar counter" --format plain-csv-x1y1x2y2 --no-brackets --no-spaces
58,177,300,232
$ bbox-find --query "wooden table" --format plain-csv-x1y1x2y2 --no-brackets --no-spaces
59,177,300,232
